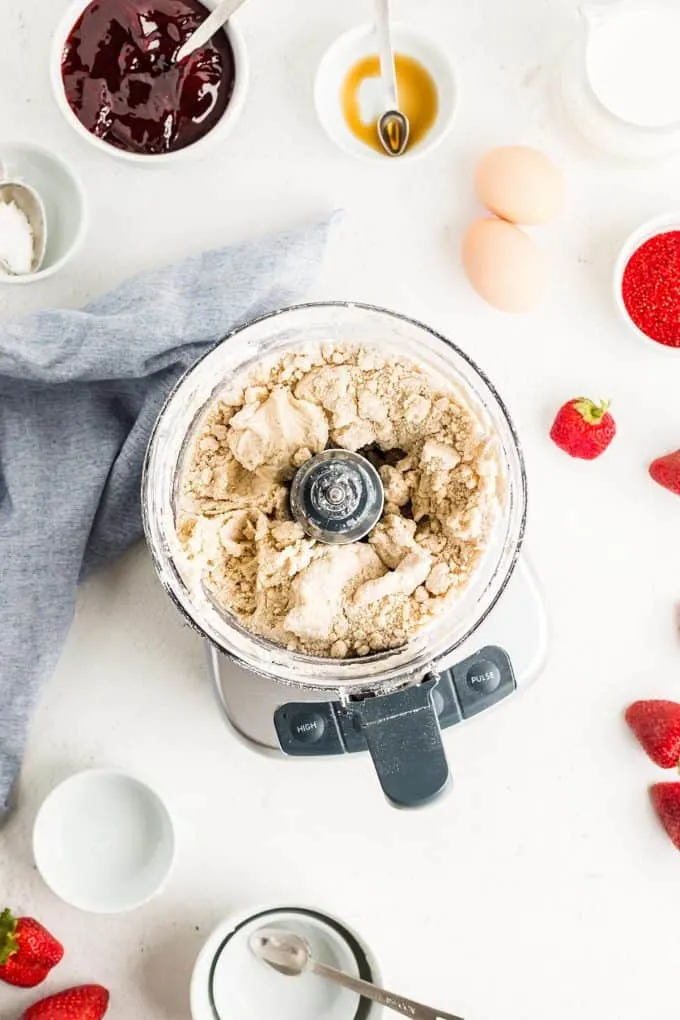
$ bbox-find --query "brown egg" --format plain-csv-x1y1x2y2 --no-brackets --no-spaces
461,218,547,313
475,146,565,225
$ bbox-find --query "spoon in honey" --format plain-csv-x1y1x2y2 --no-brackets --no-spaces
373,0,410,156
176,0,248,62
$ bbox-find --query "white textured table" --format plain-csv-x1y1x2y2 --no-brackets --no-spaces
2,0,680,1017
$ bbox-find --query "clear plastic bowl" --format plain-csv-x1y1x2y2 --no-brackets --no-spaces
142,302,527,698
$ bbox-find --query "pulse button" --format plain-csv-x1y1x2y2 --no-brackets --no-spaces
466,659,502,695
290,711,326,744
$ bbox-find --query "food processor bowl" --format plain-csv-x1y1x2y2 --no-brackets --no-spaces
143,303,527,806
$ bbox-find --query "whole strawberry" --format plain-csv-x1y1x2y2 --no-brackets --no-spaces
22,984,109,1020
650,783,680,851
626,700,680,769
0,909,64,988
550,398,615,460
649,449,680,495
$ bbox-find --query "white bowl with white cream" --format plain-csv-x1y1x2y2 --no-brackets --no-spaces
561,1,680,160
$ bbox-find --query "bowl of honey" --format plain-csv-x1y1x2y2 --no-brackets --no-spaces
314,23,457,162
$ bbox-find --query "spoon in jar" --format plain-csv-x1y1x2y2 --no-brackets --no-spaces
373,0,410,156
249,928,464,1020
0,180,47,276
176,0,248,62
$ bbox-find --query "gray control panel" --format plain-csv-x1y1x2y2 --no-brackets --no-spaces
274,645,516,757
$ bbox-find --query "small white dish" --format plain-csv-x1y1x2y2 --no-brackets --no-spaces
613,213,680,350
315,23,458,162
50,0,248,165
33,769,175,914
191,905,382,1020
0,142,87,285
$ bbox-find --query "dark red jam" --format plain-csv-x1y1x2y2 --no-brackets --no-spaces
61,0,236,155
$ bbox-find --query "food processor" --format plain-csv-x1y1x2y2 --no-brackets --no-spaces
143,303,548,808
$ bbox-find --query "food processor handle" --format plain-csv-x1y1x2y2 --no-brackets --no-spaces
349,676,450,808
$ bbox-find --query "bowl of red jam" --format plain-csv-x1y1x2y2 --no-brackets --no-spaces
614,214,680,351
51,0,248,162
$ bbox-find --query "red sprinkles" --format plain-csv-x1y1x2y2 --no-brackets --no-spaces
621,231,680,347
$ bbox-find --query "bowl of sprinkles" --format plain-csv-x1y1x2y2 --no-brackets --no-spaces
615,215,680,350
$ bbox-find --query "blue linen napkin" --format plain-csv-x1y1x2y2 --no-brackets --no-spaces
0,218,330,818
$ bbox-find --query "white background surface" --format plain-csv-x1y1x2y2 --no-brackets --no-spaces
2,0,680,1017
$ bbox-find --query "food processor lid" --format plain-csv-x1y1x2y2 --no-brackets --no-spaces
290,449,384,544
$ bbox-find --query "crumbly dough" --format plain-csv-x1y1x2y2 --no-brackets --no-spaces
176,343,502,658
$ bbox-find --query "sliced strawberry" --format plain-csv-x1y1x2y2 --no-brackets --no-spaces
649,450,680,496
625,700,680,769
650,783,680,851
21,984,109,1020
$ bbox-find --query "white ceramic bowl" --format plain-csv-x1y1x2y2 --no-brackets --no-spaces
50,0,249,164
33,769,175,913
613,213,680,351
315,23,458,162
0,141,87,284
191,905,382,1020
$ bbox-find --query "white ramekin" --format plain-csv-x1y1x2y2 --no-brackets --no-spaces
314,23,458,163
33,769,175,913
0,140,88,284
613,213,680,352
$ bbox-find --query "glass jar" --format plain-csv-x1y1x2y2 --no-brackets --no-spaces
561,2,680,160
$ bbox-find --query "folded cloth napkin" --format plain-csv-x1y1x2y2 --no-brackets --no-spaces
0,218,330,818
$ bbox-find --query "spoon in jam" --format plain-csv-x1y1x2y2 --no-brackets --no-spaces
0,179,47,276
373,0,410,156
175,0,248,62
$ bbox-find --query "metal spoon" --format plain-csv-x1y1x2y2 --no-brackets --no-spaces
249,928,464,1020
0,181,47,275
176,0,248,62
373,0,410,156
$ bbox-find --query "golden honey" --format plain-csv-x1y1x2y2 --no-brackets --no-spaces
341,53,438,154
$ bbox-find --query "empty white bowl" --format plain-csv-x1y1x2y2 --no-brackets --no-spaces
50,0,249,164
315,23,458,162
0,142,87,284
191,905,382,1020
33,769,175,913
613,213,680,351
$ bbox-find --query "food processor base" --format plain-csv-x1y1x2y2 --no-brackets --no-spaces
207,556,548,757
